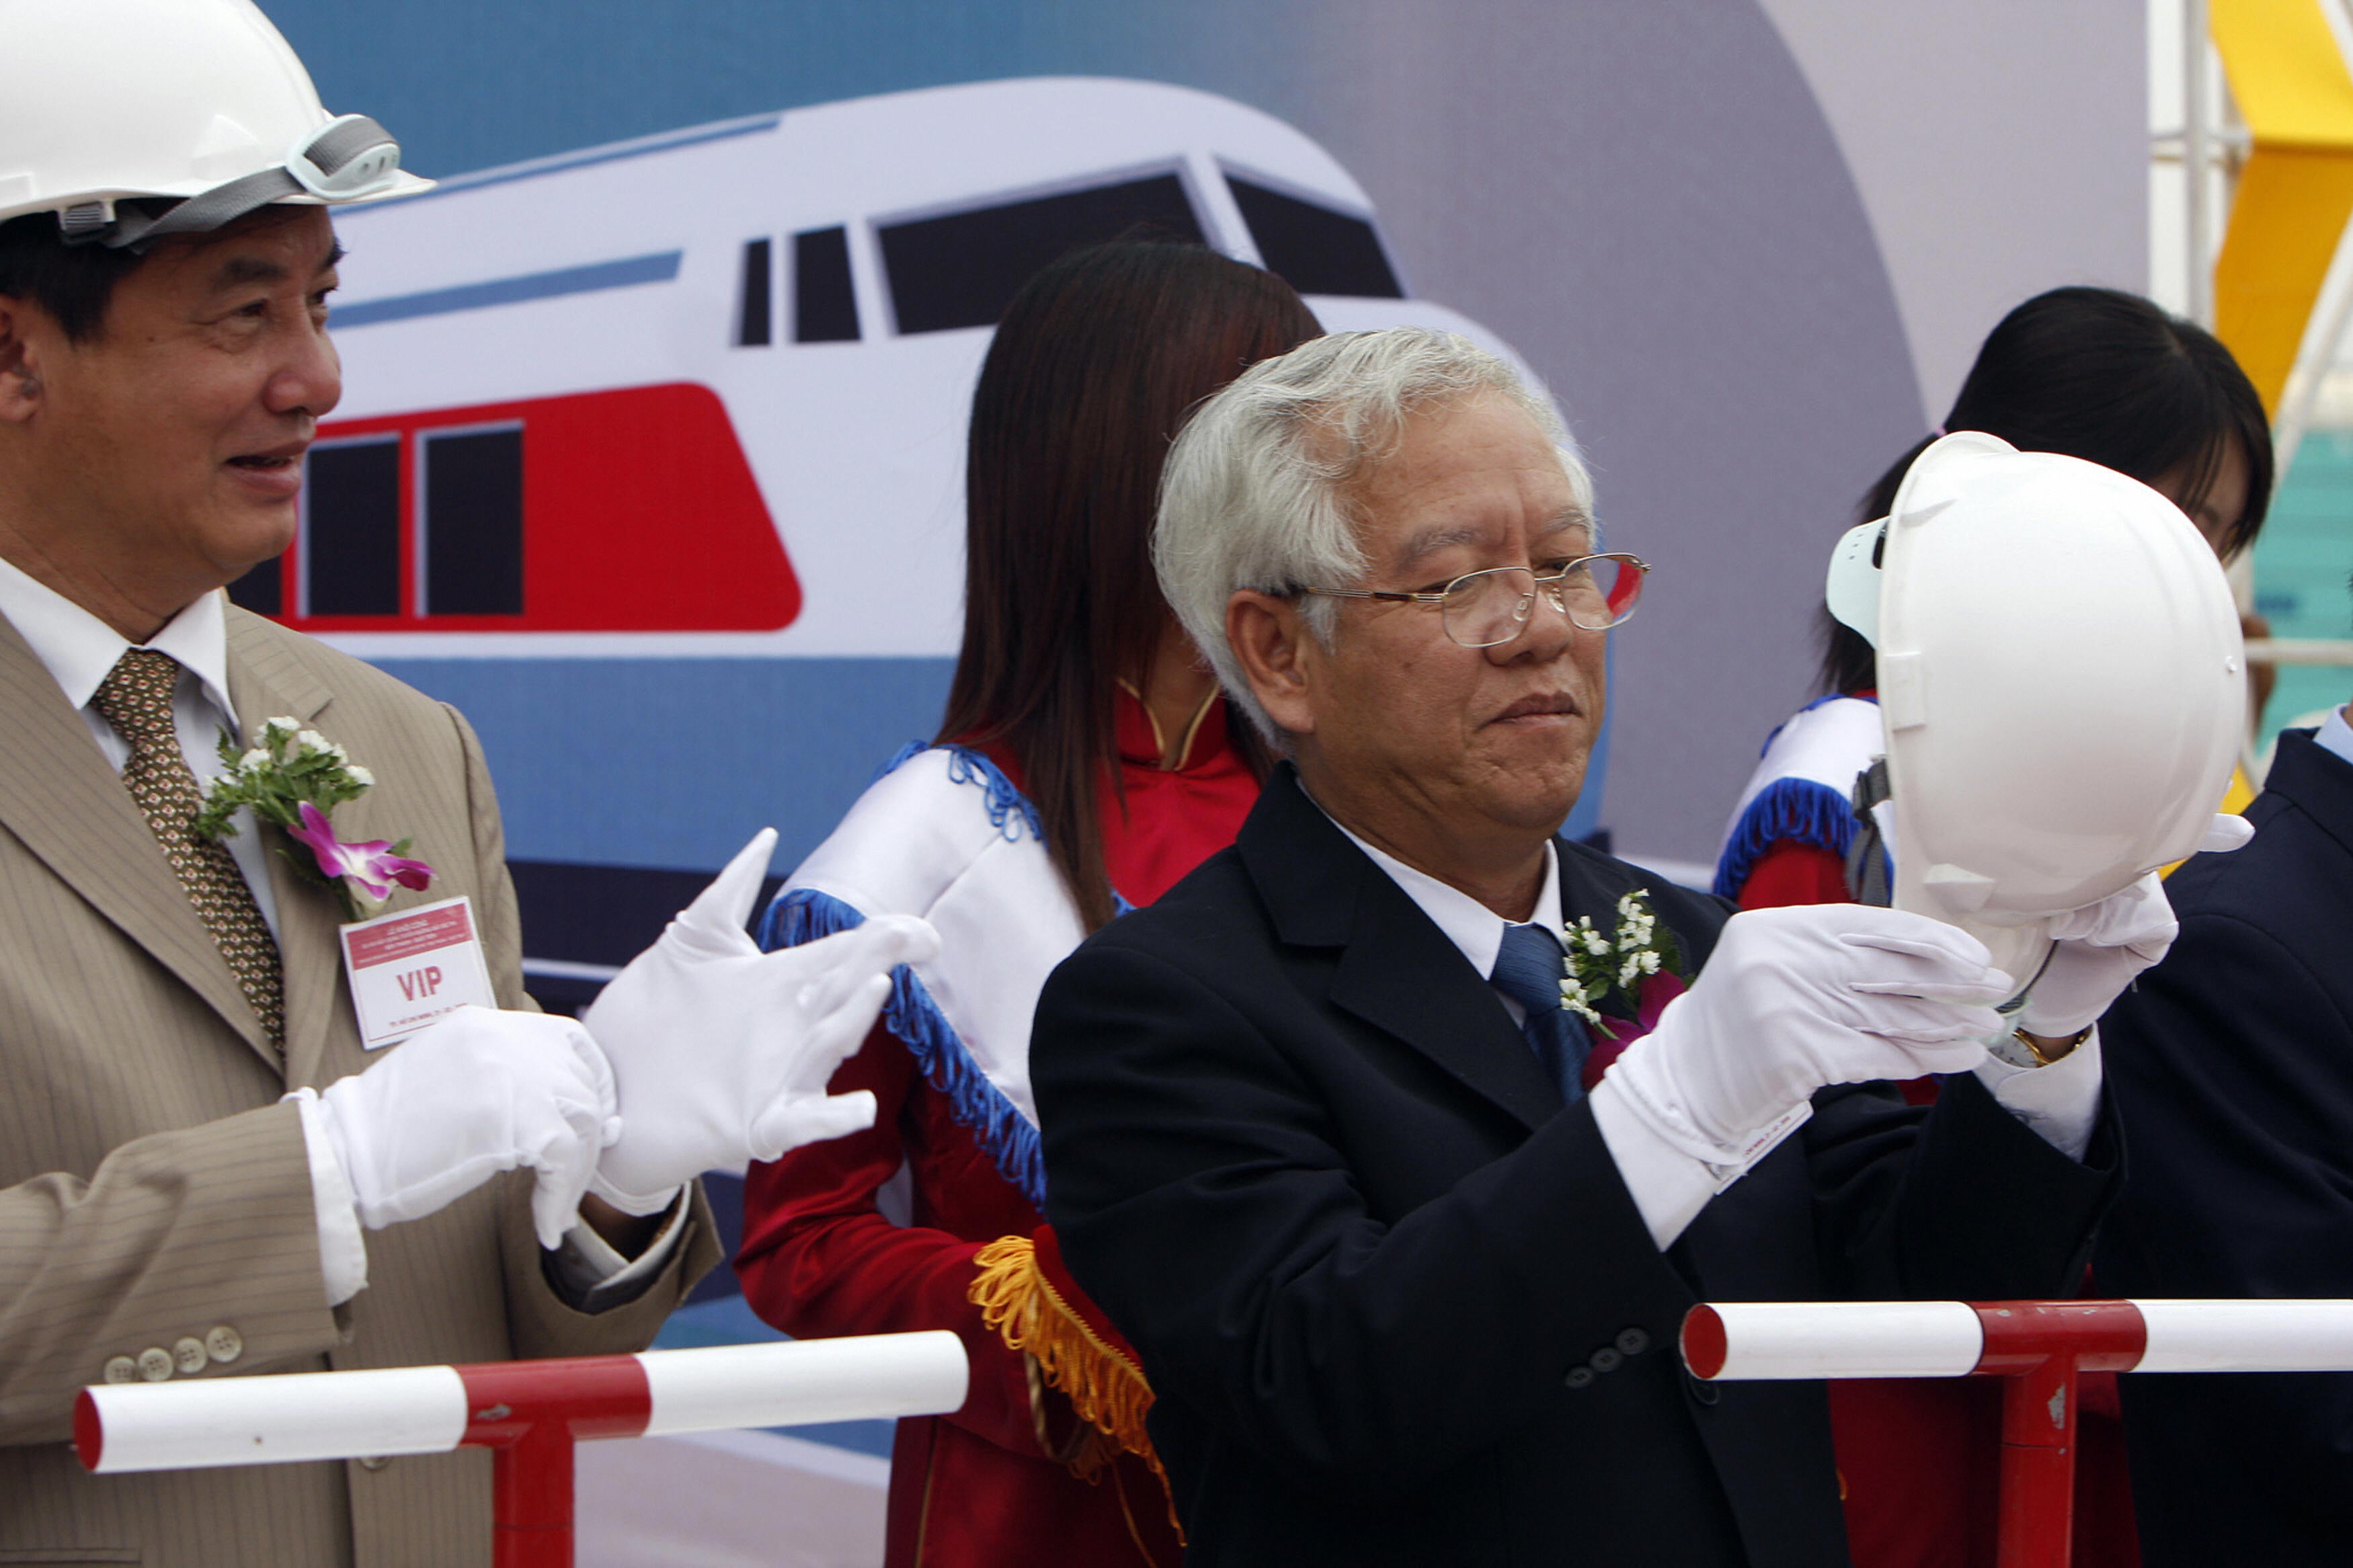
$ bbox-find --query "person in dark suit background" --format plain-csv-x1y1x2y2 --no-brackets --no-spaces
2095,694,2353,1565
1027,328,2162,1566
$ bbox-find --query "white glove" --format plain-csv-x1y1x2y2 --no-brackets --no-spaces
2015,877,2176,1038
2013,816,2245,1040
581,828,943,1214
1602,904,2012,1165
310,1005,621,1251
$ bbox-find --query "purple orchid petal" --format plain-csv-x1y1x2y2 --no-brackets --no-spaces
285,801,430,904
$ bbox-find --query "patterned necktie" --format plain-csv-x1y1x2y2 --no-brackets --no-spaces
89,648,285,1053
1490,921,1589,1105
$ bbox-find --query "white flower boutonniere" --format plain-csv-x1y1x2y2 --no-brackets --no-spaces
194,717,434,921
1560,887,1689,1038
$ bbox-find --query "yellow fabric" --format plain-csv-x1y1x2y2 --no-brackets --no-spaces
2208,0,2353,414
2162,766,2257,879
969,1235,1166,1484
2221,762,2259,817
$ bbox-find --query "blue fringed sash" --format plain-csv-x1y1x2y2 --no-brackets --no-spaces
1711,776,1860,899
756,743,1054,1209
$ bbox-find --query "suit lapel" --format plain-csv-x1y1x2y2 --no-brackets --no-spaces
0,609,278,1068
1242,769,1561,1133
225,611,344,1087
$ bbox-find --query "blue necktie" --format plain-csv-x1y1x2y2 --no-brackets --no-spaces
1490,922,1591,1105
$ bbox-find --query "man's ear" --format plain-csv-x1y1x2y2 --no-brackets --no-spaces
0,298,46,425
1226,589,1317,740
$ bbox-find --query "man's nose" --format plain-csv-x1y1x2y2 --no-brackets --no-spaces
1488,578,1579,663
264,318,342,421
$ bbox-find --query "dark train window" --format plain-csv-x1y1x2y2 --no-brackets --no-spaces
877,173,1205,335
303,439,401,616
1226,175,1402,298
422,427,524,616
225,556,282,616
736,238,773,347
792,227,859,343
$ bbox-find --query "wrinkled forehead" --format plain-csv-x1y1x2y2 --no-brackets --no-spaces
1385,503,1593,575
1343,396,1592,567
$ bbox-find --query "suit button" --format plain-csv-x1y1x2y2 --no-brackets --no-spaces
173,1337,209,1375
136,1348,173,1383
1616,1327,1650,1357
102,1356,138,1385
1590,1347,1623,1374
205,1325,243,1364
358,1456,391,1472
1564,1366,1597,1391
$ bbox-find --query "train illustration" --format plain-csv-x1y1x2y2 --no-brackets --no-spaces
262,76,1568,658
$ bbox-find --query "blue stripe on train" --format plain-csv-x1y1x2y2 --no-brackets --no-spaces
372,656,959,872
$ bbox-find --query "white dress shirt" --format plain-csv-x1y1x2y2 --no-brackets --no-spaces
1319,800,2100,1250
0,558,676,1305
2315,704,2353,767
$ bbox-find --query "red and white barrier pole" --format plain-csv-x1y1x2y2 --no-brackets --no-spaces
1681,1298,2353,1568
75,1332,967,1568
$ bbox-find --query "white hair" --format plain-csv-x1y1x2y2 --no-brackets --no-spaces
1153,327,1596,748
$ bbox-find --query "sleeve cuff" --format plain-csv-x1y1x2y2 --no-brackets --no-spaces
1590,1079,1792,1250
1973,1029,2104,1163
549,1188,690,1312
285,1089,368,1307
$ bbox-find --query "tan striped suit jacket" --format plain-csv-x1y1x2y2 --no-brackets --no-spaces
0,603,719,1567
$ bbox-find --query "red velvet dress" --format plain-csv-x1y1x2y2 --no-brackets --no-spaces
737,690,1258,1568
1733,845,2139,1568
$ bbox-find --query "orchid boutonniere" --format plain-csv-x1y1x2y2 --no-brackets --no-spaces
1559,887,1689,1040
193,717,434,921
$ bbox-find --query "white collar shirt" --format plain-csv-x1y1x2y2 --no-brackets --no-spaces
1319,807,1568,1026
0,556,280,938
2315,706,2353,768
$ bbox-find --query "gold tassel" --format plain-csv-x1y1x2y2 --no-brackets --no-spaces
969,1235,1185,1548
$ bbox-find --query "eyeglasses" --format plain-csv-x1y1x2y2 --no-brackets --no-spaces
1299,554,1650,648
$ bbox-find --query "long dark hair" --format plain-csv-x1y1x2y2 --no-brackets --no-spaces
1821,286,2274,693
939,241,1320,929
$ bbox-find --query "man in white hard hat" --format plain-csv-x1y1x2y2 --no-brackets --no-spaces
0,3,935,1562
1028,330,2179,1566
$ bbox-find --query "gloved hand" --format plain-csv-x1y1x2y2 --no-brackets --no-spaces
309,1005,621,1250
1602,904,2012,1165
581,828,943,1214
2013,876,2176,1039
2014,815,2245,1040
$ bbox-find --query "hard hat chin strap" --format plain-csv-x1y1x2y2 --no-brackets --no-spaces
1842,758,1893,907
63,114,402,253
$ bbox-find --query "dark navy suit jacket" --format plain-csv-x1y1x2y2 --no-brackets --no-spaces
1033,766,2117,1567
2098,727,2353,1563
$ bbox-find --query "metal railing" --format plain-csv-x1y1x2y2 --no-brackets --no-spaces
1683,1298,2353,1568
75,1332,967,1568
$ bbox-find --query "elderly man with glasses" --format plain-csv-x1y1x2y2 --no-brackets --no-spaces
1029,330,2120,1567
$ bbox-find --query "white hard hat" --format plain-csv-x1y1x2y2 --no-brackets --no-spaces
1825,431,2245,985
0,0,431,249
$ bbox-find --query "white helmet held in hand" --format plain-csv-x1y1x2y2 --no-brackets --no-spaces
1825,431,2245,985
0,0,431,249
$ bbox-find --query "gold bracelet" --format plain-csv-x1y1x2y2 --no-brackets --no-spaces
2013,1026,2091,1068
